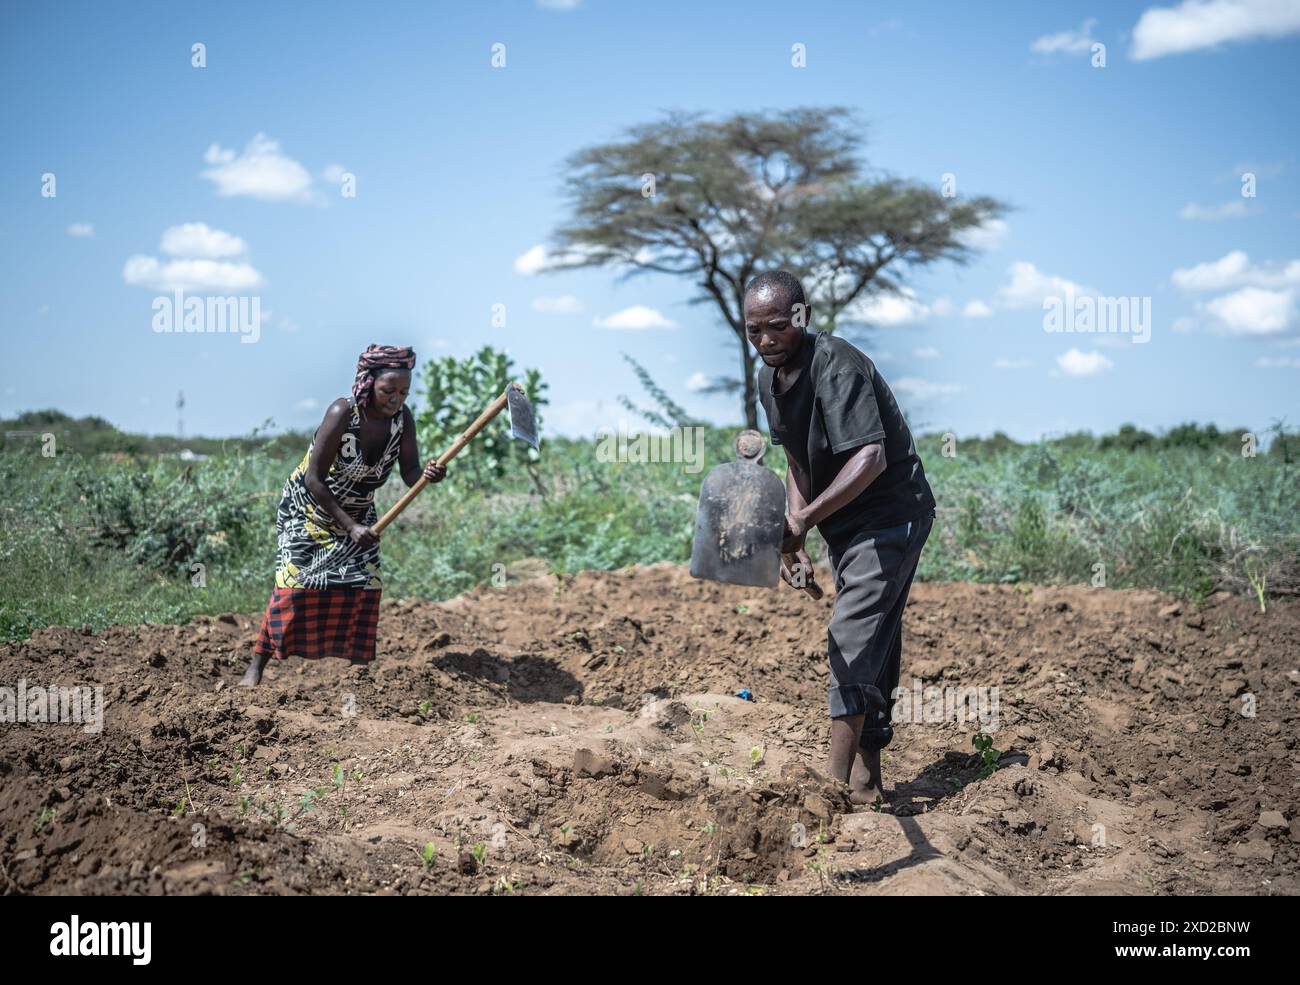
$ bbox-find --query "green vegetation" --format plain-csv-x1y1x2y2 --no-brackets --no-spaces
1,358,1295,642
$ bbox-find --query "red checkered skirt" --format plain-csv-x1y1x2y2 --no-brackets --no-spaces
253,588,381,663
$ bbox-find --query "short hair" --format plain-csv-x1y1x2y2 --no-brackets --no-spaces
744,270,806,312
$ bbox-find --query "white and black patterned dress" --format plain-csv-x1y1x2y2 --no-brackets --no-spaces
273,401,403,589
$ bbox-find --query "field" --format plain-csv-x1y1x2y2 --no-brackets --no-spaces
1,418,1297,894
2,565,1297,895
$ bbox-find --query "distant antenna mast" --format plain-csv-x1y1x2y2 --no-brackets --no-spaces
177,390,185,441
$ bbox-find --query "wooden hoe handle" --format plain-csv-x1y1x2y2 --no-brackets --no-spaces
371,386,514,535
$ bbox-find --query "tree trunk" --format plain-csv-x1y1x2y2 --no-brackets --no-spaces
739,334,758,430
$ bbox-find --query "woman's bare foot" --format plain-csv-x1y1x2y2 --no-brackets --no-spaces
849,747,884,805
239,652,270,687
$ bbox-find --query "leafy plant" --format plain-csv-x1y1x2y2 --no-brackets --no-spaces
415,346,547,490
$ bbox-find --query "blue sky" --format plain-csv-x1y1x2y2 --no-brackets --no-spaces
3,0,1298,442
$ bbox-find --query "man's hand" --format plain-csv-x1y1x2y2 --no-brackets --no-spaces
781,548,813,588
348,524,380,548
422,460,447,483
782,511,808,554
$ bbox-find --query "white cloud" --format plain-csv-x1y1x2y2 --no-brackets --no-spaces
514,245,549,275
958,218,1009,252
848,286,933,326
1172,316,1197,332
1171,250,1300,291
913,346,941,359
891,377,962,399
1031,18,1099,55
122,256,263,292
531,294,584,314
66,223,94,238
930,297,956,317
592,305,676,330
685,372,710,391
160,222,247,258
1256,355,1300,368
320,164,348,184
996,261,1093,309
1131,0,1300,60
296,398,320,412
201,133,316,203
1203,286,1295,334
993,357,1032,370
1056,348,1114,377
1179,200,1253,220
963,300,994,318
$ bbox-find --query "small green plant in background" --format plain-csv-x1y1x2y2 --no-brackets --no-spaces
34,807,57,832
422,842,437,868
1244,556,1268,614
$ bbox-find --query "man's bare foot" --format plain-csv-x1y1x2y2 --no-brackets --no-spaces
239,652,270,687
849,747,884,806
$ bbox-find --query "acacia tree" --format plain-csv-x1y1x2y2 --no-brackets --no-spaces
548,107,1009,429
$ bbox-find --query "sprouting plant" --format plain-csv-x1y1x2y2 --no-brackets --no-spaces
973,733,1001,779
735,604,749,615
419,700,432,716
422,842,437,868
871,795,884,813
230,765,242,786
332,762,345,791
702,820,717,835
750,746,763,764
237,795,252,814
466,712,480,724
472,842,487,864
34,807,57,832
1244,556,1268,614
171,795,189,817
300,790,320,812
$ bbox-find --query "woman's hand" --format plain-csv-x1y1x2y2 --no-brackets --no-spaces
422,460,447,484
348,524,380,548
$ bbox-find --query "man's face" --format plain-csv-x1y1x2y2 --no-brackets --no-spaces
744,288,807,367
373,370,411,417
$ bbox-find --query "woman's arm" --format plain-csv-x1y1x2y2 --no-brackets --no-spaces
304,399,378,547
398,407,446,488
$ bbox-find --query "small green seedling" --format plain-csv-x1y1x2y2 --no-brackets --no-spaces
422,842,437,868
34,807,57,832
973,732,1001,779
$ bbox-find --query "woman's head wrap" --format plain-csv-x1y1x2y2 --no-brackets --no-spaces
352,344,416,409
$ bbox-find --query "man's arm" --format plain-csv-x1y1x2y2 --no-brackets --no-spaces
785,441,887,542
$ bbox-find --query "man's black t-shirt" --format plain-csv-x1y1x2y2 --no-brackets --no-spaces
758,331,936,550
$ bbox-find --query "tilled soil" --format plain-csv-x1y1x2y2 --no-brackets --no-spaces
2,563,1297,895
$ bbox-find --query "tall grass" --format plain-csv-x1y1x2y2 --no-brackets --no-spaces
1,427,1295,642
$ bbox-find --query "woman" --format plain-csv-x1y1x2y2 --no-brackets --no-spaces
241,344,446,686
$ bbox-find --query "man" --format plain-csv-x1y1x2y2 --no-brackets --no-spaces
748,270,936,805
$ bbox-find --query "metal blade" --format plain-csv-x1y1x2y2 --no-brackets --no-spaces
689,459,785,588
506,382,540,450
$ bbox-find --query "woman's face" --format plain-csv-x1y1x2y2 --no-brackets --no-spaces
372,370,412,417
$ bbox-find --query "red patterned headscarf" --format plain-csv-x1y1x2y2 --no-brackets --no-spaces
352,345,416,409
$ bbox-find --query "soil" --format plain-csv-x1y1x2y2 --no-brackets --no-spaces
2,563,1297,895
